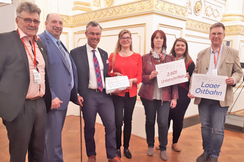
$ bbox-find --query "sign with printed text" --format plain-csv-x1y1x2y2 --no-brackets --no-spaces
155,59,188,88
105,76,130,94
0,0,11,4
191,74,227,101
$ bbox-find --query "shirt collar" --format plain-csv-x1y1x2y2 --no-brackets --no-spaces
86,43,98,53
45,30,60,43
211,44,223,54
18,27,39,41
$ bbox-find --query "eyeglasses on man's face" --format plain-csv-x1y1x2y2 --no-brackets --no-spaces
210,32,224,36
18,16,40,25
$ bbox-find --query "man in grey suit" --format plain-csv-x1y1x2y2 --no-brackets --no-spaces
188,22,243,162
70,21,121,162
0,2,51,162
39,13,82,162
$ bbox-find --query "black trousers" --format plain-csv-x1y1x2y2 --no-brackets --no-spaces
168,86,190,144
3,98,46,162
112,92,137,149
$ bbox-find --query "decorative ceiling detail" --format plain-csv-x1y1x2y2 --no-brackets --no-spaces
104,0,114,7
194,0,202,16
62,0,188,27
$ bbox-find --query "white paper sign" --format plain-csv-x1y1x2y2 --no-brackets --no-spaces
105,76,130,94
191,74,227,101
0,0,11,4
155,59,188,88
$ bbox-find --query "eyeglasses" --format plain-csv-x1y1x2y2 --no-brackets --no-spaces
120,37,131,40
211,32,223,36
18,17,40,25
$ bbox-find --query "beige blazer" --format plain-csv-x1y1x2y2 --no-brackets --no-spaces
192,44,243,107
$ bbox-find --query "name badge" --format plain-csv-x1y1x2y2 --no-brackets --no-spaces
33,69,41,84
212,68,218,75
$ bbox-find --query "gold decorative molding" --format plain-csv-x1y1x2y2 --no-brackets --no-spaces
186,19,211,33
186,0,192,14
222,14,244,22
62,0,188,28
194,0,202,16
225,25,244,36
205,5,220,19
72,6,92,12
104,0,114,7
74,1,91,7
93,0,101,7
186,19,244,36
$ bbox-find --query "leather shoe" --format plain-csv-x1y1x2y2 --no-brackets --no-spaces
208,157,218,162
88,155,96,162
108,156,122,162
117,149,121,158
124,148,132,159
172,143,181,152
196,153,209,162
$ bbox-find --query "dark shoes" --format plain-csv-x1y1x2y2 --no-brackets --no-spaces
117,149,121,158
196,153,209,162
208,157,218,162
124,149,132,159
88,155,96,162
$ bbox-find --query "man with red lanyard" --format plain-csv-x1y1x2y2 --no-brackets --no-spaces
188,22,243,162
0,2,51,162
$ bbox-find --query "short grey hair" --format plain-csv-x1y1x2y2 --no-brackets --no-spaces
210,22,225,32
86,21,102,31
16,1,41,17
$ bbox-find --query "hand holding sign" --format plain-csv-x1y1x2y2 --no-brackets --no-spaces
156,59,188,88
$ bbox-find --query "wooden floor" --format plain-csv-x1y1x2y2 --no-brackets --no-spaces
0,116,244,162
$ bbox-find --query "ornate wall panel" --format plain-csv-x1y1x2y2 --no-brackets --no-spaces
203,1,222,21
61,0,188,28
186,19,211,33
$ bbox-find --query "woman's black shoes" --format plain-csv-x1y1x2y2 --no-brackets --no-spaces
117,149,121,158
124,149,132,159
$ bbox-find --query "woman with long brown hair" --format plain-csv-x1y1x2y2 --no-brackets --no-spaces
168,38,195,152
108,29,142,159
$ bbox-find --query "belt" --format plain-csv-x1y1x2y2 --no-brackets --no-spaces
89,88,105,92
25,97,42,101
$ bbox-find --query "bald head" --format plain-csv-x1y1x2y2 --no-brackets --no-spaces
45,13,63,39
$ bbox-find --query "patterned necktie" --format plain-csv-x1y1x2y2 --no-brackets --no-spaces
92,50,103,91
57,40,71,71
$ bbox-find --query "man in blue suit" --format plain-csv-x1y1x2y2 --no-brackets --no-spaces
39,13,83,162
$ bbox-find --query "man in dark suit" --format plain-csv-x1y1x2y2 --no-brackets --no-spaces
188,22,243,162
39,13,82,162
70,21,121,162
0,2,51,162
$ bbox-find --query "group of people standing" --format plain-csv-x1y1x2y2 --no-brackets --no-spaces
0,2,242,162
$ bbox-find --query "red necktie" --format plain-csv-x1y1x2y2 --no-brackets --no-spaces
92,50,103,91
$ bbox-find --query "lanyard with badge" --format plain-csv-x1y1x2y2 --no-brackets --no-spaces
18,29,41,84
212,47,221,75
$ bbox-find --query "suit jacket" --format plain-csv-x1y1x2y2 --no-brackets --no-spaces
70,45,109,99
39,31,78,110
0,30,51,121
192,44,243,107
138,53,178,101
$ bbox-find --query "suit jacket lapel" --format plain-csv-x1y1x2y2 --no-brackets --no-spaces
204,47,211,72
98,48,106,76
43,32,70,71
219,45,227,68
14,31,30,76
81,45,90,77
